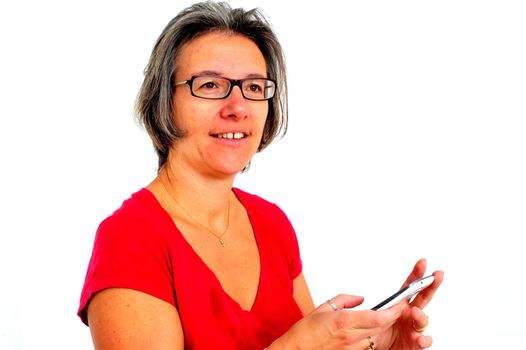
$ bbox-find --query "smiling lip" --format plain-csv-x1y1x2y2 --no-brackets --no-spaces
211,131,249,140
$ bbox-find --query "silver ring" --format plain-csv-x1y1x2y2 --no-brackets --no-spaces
326,299,338,311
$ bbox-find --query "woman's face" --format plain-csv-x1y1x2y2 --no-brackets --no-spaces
170,32,269,178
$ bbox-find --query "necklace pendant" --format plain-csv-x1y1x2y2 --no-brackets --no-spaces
219,239,225,247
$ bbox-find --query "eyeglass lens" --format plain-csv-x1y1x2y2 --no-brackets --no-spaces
191,76,275,100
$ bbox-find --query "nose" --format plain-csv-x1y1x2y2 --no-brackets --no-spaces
220,85,248,120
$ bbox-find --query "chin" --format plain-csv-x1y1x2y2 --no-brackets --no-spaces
206,152,254,177
220,163,251,176
203,161,248,178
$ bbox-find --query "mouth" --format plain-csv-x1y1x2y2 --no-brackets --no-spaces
212,132,248,140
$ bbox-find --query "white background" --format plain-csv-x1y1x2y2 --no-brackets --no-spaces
1,0,525,349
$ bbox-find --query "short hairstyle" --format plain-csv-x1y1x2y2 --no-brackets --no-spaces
135,1,288,171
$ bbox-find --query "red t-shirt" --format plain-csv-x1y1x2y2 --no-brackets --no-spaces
78,188,304,349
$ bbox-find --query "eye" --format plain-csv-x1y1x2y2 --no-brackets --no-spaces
248,83,262,92
192,76,230,98
244,80,265,95
197,79,219,90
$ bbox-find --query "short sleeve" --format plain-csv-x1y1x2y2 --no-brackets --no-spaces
271,204,303,280
78,214,175,325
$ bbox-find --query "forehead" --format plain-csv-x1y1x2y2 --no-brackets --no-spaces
175,32,267,79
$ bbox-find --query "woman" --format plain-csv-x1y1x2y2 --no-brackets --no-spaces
78,2,444,349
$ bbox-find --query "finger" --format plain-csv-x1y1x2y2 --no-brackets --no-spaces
331,333,381,350
417,334,433,348
318,294,364,312
331,328,382,349
411,270,444,309
400,259,427,289
359,335,377,350
411,307,429,333
338,294,365,309
341,302,405,330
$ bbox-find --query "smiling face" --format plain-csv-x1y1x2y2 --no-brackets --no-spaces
169,32,269,179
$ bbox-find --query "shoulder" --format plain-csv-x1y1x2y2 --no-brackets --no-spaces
233,187,286,217
94,188,172,249
99,188,168,231
103,188,164,224
233,187,296,240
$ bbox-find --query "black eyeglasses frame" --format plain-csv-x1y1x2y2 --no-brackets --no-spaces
173,75,277,101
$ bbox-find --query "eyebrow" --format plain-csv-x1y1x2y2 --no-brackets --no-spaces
193,70,267,79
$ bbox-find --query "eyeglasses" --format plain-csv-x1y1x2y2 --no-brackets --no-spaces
174,75,276,101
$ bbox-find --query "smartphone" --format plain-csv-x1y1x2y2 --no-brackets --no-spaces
371,275,435,311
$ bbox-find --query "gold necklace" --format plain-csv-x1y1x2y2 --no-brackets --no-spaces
160,179,230,247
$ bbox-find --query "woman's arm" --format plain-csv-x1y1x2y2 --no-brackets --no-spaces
87,288,184,350
292,272,316,315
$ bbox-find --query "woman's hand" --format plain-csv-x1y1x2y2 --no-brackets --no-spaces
270,259,443,350
268,294,406,350
378,259,445,350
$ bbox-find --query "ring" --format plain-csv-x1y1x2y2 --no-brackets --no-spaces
326,299,338,311
366,336,375,350
413,320,426,333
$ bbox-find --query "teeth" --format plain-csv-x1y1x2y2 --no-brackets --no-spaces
218,132,245,139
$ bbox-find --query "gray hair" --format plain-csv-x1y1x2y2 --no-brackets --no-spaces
135,1,288,171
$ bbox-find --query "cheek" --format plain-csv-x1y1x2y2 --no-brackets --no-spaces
172,99,209,134
257,107,270,138
171,97,187,131
255,104,269,128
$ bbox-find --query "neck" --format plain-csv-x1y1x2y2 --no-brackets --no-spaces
157,159,234,225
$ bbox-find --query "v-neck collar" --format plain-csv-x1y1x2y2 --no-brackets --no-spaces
143,187,265,313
